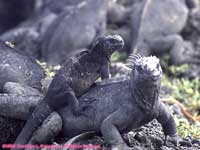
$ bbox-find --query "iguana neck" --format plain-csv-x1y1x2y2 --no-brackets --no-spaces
90,46,110,63
130,77,160,112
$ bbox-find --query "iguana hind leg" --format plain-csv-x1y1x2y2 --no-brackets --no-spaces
45,76,80,115
13,101,53,149
28,112,62,145
60,108,94,137
100,109,131,150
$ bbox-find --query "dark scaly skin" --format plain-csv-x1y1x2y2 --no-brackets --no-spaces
0,93,43,120
0,40,45,92
58,55,179,150
13,35,124,147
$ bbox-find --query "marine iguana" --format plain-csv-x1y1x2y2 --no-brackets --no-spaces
13,35,124,147
56,55,181,150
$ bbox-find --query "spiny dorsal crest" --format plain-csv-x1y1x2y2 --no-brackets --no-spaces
126,53,159,69
126,53,142,69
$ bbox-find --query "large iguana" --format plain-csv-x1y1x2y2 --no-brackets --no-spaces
13,35,124,147
57,55,180,150
2,55,182,150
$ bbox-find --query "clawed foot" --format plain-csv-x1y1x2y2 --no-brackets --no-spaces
165,134,191,146
165,134,181,146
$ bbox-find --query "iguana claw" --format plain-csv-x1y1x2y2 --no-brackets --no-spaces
165,134,182,146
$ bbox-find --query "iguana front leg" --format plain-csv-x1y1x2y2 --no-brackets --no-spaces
100,61,110,80
100,108,132,150
156,102,181,145
61,91,80,116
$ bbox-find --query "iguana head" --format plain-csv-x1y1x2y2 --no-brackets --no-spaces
127,54,162,83
127,54,162,110
92,35,124,59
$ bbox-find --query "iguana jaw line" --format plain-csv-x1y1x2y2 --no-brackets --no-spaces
130,56,161,111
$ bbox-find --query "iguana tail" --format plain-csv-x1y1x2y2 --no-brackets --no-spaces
62,131,97,150
0,94,42,120
13,100,53,149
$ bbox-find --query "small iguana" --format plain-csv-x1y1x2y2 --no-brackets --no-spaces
14,35,124,147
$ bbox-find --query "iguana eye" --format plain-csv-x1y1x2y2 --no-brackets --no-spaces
109,38,116,43
104,41,111,49
137,66,143,72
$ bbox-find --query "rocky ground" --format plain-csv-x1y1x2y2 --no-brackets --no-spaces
76,120,200,150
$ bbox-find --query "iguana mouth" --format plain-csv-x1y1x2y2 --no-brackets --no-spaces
143,72,161,80
150,75,160,81
107,34,124,50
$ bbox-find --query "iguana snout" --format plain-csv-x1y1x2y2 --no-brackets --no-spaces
104,35,124,52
